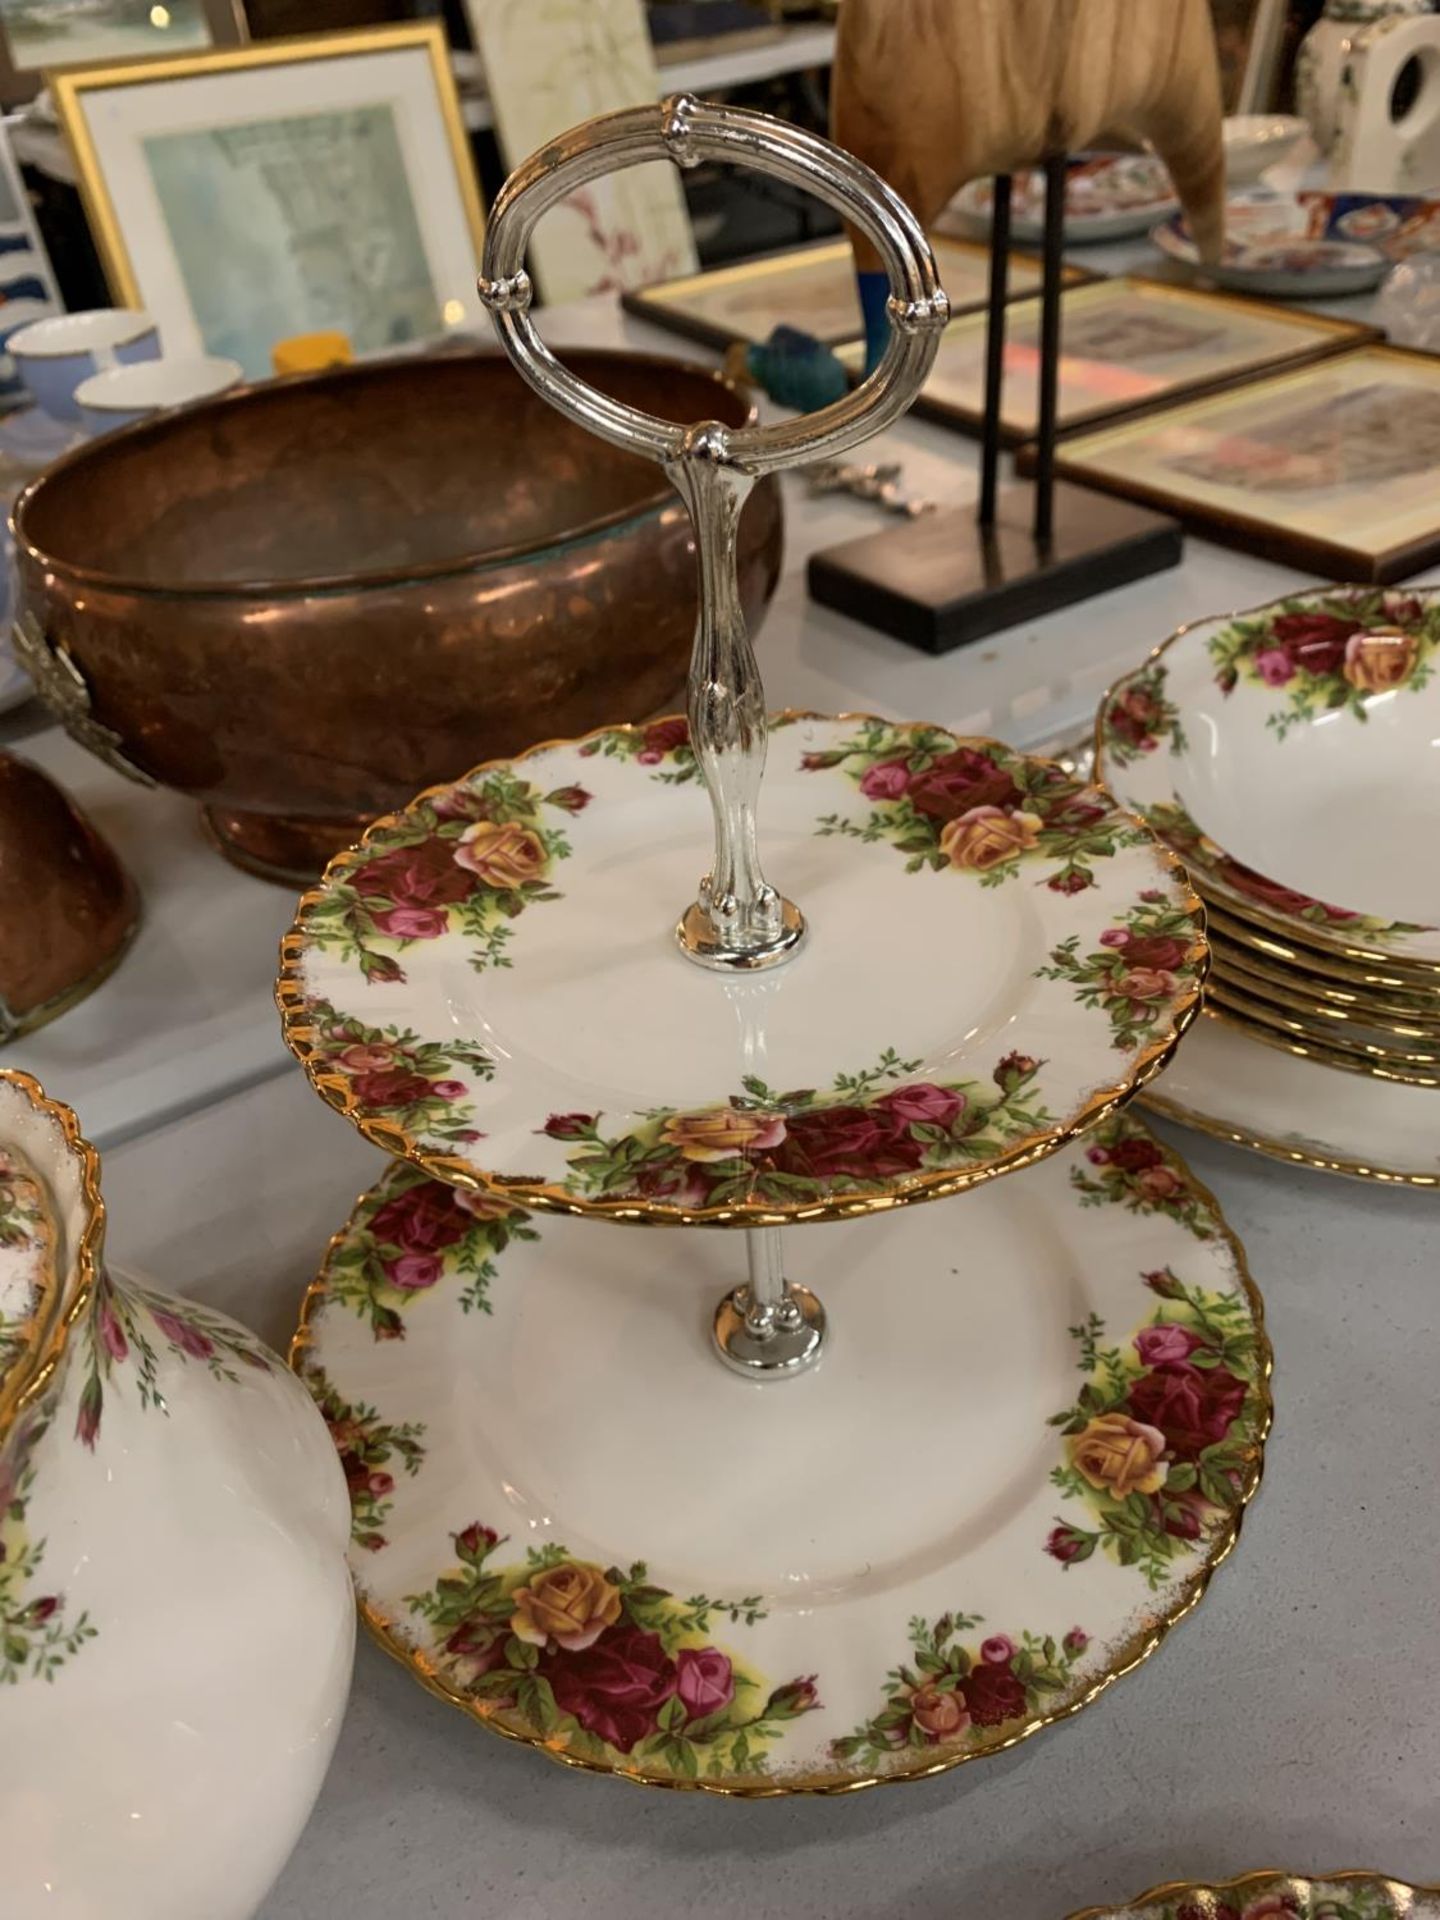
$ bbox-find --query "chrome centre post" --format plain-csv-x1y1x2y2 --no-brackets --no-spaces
478,95,946,1371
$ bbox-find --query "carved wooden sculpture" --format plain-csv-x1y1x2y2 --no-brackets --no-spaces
808,0,1215,651
834,0,1226,354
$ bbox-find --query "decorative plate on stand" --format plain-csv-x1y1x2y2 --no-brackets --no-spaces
1068,1871,1440,1920
943,155,1177,245
278,714,1205,1224
294,1109,1269,1794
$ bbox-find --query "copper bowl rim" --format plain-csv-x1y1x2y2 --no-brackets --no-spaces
11,346,759,602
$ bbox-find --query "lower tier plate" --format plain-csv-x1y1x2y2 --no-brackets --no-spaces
293,1110,1269,1795
1069,1870,1440,1920
1143,1012,1440,1187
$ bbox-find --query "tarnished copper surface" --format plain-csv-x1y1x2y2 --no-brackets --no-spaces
0,751,138,1037
13,348,784,883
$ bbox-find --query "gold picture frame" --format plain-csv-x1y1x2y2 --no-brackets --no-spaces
1026,343,1440,582
858,275,1376,446
53,23,485,376
621,235,1092,354
0,0,246,107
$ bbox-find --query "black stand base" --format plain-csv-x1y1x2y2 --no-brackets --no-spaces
806,481,1183,656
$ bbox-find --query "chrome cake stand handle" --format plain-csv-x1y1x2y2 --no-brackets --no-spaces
480,98,947,1380
479,93,948,975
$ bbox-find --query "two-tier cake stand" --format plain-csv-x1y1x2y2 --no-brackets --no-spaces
278,99,1271,1794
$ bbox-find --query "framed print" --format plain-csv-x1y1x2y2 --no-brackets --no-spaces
467,0,696,303
0,0,243,107
839,277,1373,446
622,238,1089,355
1211,0,1288,111
52,24,485,378
1032,345,1440,582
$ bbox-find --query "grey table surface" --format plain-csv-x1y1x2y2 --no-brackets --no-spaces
45,255,1439,1919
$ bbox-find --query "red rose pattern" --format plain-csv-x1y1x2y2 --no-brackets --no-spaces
643,717,689,755
1106,685,1165,753
775,1103,928,1181
1127,1360,1247,1460
907,747,1022,823
1267,609,1362,678
675,1647,735,1720
349,1067,436,1111
356,838,475,911
960,1660,1029,1727
369,1182,474,1258
542,1625,678,1753
1107,1137,1164,1174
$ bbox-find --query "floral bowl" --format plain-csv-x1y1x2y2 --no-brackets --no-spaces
1095,587,1440,977
11,349,783,884
1067,1869,1440,1920
0,1070,355,1920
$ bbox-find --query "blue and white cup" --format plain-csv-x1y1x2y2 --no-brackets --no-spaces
8,309,160,424
75,354,244,435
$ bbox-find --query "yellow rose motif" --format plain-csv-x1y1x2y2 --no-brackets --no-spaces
510,1561,622,1651
1069,1411,1168,1497
939,805,1043,873
659,1106,788,1163
1342,628,1418,694
454,820,548,890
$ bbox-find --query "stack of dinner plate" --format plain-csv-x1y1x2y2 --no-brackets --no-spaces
1094,588,1440,1178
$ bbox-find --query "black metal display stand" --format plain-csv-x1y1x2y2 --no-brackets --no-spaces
808,156,1184,656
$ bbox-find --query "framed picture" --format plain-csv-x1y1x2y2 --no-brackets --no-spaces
466,0,696,303
52,24,486,378
0,0,244,107
1030,344,1440,582
842,277,1372,446
622,238,1089,354
1211,0,1289,112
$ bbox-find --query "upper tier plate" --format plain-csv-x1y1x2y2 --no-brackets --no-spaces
279,714,1204,1225
1097,588,1440,976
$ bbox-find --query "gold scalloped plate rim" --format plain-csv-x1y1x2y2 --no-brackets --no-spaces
1066,1868,1440,1920
1203,996,1440,1089
1203,903,1439,995
1208,964,1440,1047
1209,936,1440,1026
1094,591,1440,980
1140,1081,1440,1188
289,1123,1272,1796
276,709,1208,1228
0,1069,107,1442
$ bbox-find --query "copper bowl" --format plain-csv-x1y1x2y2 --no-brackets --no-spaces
13,349,784,883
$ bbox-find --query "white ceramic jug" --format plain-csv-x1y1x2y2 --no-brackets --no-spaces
0,1070,355,1920
1296,0,1432,155
1332,7,1440,188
